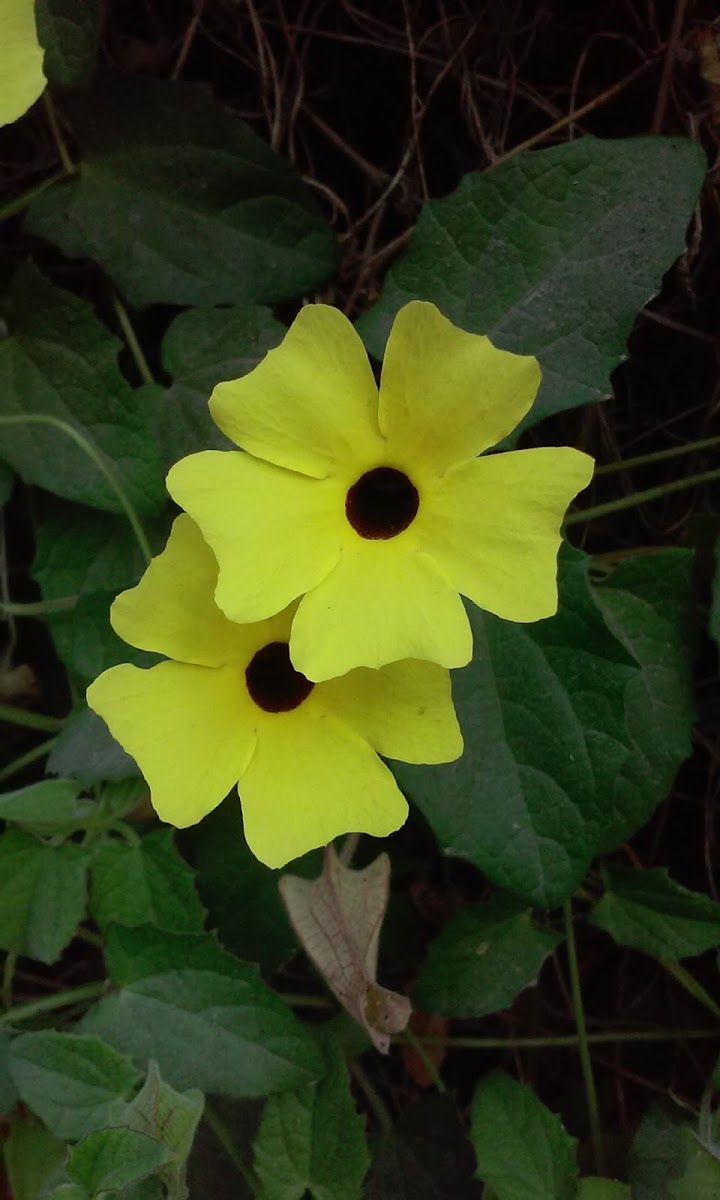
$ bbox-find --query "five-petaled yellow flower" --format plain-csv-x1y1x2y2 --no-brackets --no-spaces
168,301,594,683
86,515,462,868
1,0,45,127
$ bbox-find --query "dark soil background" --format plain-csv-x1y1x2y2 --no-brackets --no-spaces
3,0,720,1172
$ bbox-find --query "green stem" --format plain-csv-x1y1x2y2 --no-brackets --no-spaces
563,900,605,1175
595,433,720,476
661,959,720,1021
0,416,151,565
567,466,720,526
418,1027,720,1049
0,170,67,222
110,292,155,387
204,1102,262,1197
42,92,75,176
0,704,64,734
349,1058,394,1134
0,980,106,1027
0,736,58,784
0,596,77,617
402,1028,447,1093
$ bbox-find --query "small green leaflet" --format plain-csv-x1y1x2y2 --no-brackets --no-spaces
89,829,205,934
415,894,562,1018
470,1071,577,1200
67,1127,172,1194
0,778,94,837
590,866,720,959
0,829,89,964
253,1032,370,1200
9,1032,141,1141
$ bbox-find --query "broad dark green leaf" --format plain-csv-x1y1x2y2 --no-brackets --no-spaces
68,1127,171,1194
9,1031,141,1140
80,927,324,1097
35,0,101,89
154,306,284,468
253,1032,369,1200
415,894,562,1018
26,76,337,307
189,799,319,972
46,590,157,685
33,498,163,602
394,547,694,906
90,829,205,934
590,866,720,959
0,264,164,514
0,829,89,963
358,137,706,430
47,704,140,783
365,1094,482,1200
0,1028,18,1116
0,778,93,837
2,1119,67,1200
470,1071,577,1200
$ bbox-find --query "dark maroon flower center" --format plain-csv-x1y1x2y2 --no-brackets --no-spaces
345,466,419,540
245,642,314,713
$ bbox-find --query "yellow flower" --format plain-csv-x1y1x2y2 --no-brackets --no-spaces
167,301,594,682
1,0,45,127
86,515,462,868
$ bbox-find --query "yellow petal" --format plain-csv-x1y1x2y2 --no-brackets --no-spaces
209,305,384,479
111,514,254,666
167,450,344,624
419,447,595,622
320,659,463,764
290,542,472,680
87,661,256,827
378,301,541,474
238,707,408,868
1,0,45,127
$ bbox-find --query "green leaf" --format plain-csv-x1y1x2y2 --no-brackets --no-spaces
9,1031,141,1140
576,1182,630,1200
122,1062,204,1197
80,927,324,1097
0,264,164,515
670,1142,720,1199
2,1119,67,1200
154,306,284,469
0,829,89,963
35,0,101,89
0,778,93,836
33,498,162,602
470,1071,577,1200
629,1103,705,1200
0,1028,18,1116
189,798,319,972
68,1127,171,1194
90,829,205,934
47,704,140,783
414,894,562,1018
393,547,694,906
590,866,720,959
365,1094,482,1200
253,1032,369,1200
358,137,706,431
45,590,157,685
26,76,336,308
